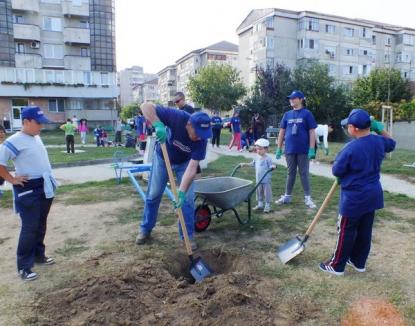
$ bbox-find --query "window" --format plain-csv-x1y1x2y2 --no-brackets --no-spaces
307,18,319,31
345,48,354,56
265,37,274,49
80,20,89,29
15,42,25,54
343,27,354,38
403,71,409,79
45,70,55,82
361,27,372,38
43,44,63,59
384,54,390,63
343,65,354,75
101,72,108,85
372,35,376,45
43,17,62,32
328,64,336,76
48,99,65,112
403,34,414,46
80,47,89,57
325,24,336,34
325,47,336,58
55,71,64,83
308,39,315,49
297,39,304,49
359,64,370,76
83,71,91,85
385,36,392,46
13,15,24,23
265,16,274,29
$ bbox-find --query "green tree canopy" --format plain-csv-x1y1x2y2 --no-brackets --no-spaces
187,63,246,111
120,103,139,121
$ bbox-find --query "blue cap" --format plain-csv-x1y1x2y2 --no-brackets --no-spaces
21,106,51,124
341,109,371,129
189,112,212,140
287,90,305,99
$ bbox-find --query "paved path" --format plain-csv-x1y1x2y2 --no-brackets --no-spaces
1,146,414,198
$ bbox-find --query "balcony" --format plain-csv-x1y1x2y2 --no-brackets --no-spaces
63,28,90,45
64,55,91,71
13,24,40,41
62,1,89,17
15,53,42,69
11,0,39,12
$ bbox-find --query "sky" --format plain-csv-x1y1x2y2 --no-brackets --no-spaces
115,0,415,74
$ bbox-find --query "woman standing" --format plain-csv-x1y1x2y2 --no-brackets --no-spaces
228,111,242,151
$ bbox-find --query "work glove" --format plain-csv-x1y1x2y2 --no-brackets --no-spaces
308,148,316,160
370,119,384,135
173,189,186,209
152,120,167,143
275,148,283,160
324,147,329,156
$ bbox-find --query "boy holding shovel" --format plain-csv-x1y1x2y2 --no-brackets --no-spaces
319,109,395,276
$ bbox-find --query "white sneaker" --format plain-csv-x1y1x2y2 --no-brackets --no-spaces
253,204,264,211
275,195,292,205
304,196,316,209
346,260,366,272
263,204,271,213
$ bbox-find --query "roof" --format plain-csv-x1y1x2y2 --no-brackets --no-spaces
176,40,238,64
236,8,415,34
157,64,176,76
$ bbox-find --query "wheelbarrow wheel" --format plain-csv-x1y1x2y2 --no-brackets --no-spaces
195,205,212,232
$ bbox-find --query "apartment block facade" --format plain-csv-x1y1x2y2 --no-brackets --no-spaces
157,65,176,106
0,0,117,130
118,65,144,107
237,8,415,87
132,77,159,104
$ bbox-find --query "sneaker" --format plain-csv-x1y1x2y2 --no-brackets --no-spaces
135,232,151,245
263,204,271,213
346,260,366,272
19,269,38,281
319,262,344,276
35,256,55,265
304,196,317,209
253,203,264,211
275,195,292,205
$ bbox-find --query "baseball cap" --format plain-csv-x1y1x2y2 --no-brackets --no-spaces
189,112,212,140
341,109,371,129
21,106,51,124
287,90,305,99
255,138,269,147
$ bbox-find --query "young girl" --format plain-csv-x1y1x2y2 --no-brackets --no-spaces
228,111,241,151
241,138,275,213
78,119,88,145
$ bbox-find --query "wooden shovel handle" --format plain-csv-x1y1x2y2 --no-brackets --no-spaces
304,180,338,237
160,143,193,256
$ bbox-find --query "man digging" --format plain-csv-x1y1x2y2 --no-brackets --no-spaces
135,102,212,250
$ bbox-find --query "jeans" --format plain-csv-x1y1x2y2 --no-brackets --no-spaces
140,152,195,239
80,131,87,145
285,153,310,196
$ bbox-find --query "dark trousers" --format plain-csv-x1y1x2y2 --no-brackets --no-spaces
14,179,53,271
285,154,310,196
96,136,104,147
66,135,74,153
327,211,375,271
212,128,221,147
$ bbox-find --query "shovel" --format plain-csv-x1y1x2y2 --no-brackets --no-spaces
160,143,213,282
277,180,338,264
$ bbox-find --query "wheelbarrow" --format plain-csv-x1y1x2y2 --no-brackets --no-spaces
193,164,274,232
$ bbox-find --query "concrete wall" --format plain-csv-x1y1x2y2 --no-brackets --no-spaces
392,121,415,150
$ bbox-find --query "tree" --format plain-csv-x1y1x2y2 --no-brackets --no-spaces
187,63,246,111
397,99,415,122
291,61,352,124
120,103,139,120
351,68,411,108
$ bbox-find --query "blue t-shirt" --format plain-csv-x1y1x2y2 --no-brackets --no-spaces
332,134,396,217
135,115,146,135
280,108,317,154
211,116,222,129
231,117,241,133
155,106,207,164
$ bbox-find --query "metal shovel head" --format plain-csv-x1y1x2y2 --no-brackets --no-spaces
190,256,214,283
277,235,306,264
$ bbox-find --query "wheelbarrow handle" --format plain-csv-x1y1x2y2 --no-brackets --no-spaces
230,164,243,177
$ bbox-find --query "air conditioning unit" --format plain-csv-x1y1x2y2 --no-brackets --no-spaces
30,41,40,49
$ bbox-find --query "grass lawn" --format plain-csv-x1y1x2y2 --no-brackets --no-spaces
1,155,414,324
39,129,121,146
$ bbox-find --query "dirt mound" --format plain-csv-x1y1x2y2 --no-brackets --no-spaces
341,297,407,326
33,249,321,325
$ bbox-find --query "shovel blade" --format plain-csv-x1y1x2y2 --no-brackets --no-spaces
277,236,305,264
190,257,213,283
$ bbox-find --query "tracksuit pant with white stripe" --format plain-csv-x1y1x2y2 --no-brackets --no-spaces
326,211,375,271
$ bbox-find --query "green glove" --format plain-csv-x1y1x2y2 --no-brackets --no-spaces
153,120,167,143
370,119,384,135
275,148,283,159
324,147,329,156
173,189,186,209
308,148,316,159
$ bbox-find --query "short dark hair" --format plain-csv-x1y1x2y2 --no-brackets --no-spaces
67,118,72,122
175,91,185,99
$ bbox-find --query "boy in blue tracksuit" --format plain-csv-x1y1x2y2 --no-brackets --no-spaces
319,109,396,276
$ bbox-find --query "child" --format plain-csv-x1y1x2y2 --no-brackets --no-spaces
60,118,76,154
319,109,395,276
0,106,57,281
241,127,255,151
78,119,88,145
94,125,104,147
228,111,241,151
241,138,275,213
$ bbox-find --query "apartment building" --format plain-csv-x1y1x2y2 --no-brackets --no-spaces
237,8,415,87
0,0,117,130
132,77,159,104
175,41,238,96
157,64,176,106
118,65,144,107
